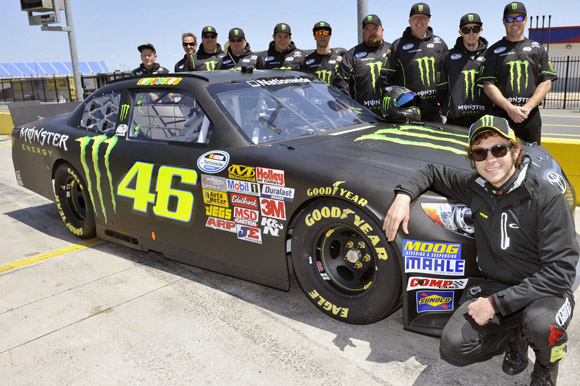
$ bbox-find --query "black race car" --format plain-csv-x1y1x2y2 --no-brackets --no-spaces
11,70,577,336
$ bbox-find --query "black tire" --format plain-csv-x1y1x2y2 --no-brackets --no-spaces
54,163,96,239
292,199,401,324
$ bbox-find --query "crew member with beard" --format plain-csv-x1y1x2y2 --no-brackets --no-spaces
218,28,258,70
334,14,390,114
379,3,448,122
437,13,488,127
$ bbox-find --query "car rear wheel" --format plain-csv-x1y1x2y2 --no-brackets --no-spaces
54,163,96,239
291,199,401,324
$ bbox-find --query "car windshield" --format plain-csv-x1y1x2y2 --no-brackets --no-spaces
209,76,377,144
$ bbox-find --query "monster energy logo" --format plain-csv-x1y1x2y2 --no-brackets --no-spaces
365,61,382,92
203,60,219,71
319,22,326,27
233,29,240,36
120,104,130,121
207,27,213,32
468,14,474,22
281,24,287,31
76,134,119,224
367,16,372,22
382,96,392,111
461,69,478,100
507,60,529,93
415,57,436,86
479,115,494,127
511,3,518,10
315,69,333,84
418,4,424,12
355,125,468,155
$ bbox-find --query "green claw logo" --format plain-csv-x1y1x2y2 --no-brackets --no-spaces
418,4,424,12
120,104,130,122
382,96,392,111
461,69,479,100
480,115,494,127
468,14,474,22
76,134,118,224
507,60,529,93
415,56,436,86
365,61,383,92
315,69,333,84
511,3,518,11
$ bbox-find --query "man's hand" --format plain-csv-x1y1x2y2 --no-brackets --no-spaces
383,194,411,242
468,297,496,326
506,104,529,123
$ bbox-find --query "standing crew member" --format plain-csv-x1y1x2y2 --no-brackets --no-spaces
379,3,448,122
218,28,258,70
131,43,169,76
334,14,391,114
478,2,557,144
437,13,488,127
301,21,344,84
256,23,305,70
186,26,226,71
384,115,577,386
175,33,197,72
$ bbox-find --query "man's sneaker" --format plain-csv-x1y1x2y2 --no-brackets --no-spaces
502,331,529,375
530,360,559,386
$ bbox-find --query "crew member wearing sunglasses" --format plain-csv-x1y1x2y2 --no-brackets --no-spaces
437,13,488,128
300,21,344,85
383,114,577,386
175,32,197,72
186,26,226,72
478,2,557,145
218,28,258,70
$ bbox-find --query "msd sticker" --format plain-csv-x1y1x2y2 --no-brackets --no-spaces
416,291,454,313
197,151,229,174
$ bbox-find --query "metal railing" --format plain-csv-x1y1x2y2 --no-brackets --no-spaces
543,56,580,109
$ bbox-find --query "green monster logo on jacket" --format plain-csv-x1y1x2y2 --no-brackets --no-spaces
365,61,383,92
462,69,479,100
76,134,118,224
315,70,333,84
506,60,529,93
415,56,436,86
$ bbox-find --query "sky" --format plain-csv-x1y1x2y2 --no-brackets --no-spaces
1,0,579,72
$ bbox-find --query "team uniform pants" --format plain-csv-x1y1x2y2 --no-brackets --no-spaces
440,281,574,367
492,106,542,144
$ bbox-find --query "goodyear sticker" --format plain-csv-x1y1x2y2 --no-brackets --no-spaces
416,291,454,313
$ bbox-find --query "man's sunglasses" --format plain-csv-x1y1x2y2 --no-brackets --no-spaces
469,143,513,162
229,38,244,43
203,34,217,39
505,15,526,23
315,30,330,37
461,26,481,34
182,42,197,47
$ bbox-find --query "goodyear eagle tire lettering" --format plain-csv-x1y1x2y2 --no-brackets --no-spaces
291,199,401,324
54,163,96,239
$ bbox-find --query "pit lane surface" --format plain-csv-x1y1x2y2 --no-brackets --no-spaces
1,134,579,386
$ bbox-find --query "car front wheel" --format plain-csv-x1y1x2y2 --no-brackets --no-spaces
291,199,401,324
54,163,96,239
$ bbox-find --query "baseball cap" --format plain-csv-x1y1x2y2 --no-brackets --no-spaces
313,21,332,33
503,2,527,17
410,3,431,17
228,28,245,39
362,14,382,28
137,43,156,53
468,115,517,145
274,23,291,34
202,26,218,35
460,13,483,27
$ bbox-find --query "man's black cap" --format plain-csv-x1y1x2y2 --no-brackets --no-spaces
468,115,517,145
137,43,156,53
503,2,527,17
228,28,245,39
313,21,332,34
460,13,483,27
362,14,382,28
202,26,218,35
274,23,291,34
410,3,431,17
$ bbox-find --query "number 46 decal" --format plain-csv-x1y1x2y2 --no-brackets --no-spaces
117,162,198,222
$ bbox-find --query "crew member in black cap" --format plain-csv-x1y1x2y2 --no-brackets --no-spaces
334,14,391,114
218,28,258,70
379,2,448,122
384,114,577,386
256,23,304,70
437,13,488,127
300,21,344,84
186,26,226,71
478,2,557,144
131,43,169,76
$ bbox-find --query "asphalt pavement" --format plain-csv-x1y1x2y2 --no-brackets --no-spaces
1,132,580,386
